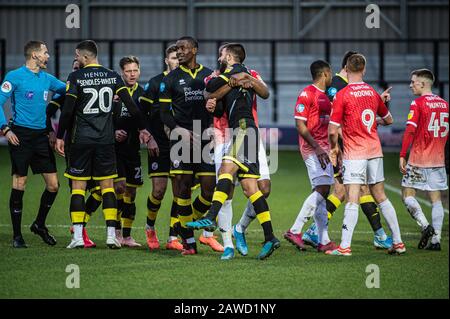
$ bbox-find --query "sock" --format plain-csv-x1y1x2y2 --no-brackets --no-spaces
290,191,323,234
116,193,124,229
236,200,256,233
10,189,25,238
35,189,58,227
326,194,342,220
431,201,444,244
250,190,274,242
70,189,86,241
177,196,195,245
218,199,233,249
340,202,359,249
73,224,83,241
122,194,136,238
168,198,179,237
379,199,402,244
147,194,162,228
85,192,102,224
205,174,232,220
192,194,211,220
360,195,383,233
192,194,213,238
314,199,330,245
404,196,429,230
102,188,117,229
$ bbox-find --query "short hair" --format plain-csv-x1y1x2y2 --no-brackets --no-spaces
119,55,140,70
218,42,229,54
346,53,366,73
224,43,246,63
341,50,358,69
310,60,331,81
76,40,98,57
24,40,46,59
411,68,435,84
177,36,198,49
165,44,177,57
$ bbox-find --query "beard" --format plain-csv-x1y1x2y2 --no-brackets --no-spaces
219,60,227,73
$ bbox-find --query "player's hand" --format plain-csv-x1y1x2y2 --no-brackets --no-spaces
115,129,128,142
206,98,217,113
399,157,407,175
55,138,65,157
210,70,220,78
381,87,392,103
314,145,330,169
5,130,20,146
147,134,159,157
139,129,151,144
48,131,57,148
229,72,250,87
329,146,341,167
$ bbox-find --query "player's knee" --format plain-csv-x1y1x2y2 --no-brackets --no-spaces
152,188,166,201
46,182,59,193
258,180,271,198
115,184,126,195
315,185,330,199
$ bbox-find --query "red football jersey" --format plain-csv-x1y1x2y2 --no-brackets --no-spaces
406,94,449,167
330,82,390,160
294,85,331,159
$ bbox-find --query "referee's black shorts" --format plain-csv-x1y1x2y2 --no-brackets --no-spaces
8,125,56,176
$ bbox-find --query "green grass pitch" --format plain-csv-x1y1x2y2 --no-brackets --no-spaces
0,148,448,298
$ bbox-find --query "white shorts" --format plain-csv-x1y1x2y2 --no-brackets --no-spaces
214,136,270,182
304,155,334,188
342,158,384,185
401,164,448,191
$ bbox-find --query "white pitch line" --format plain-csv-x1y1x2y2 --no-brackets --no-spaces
384,183,449,214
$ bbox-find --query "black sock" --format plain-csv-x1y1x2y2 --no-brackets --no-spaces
205,175,232,220
360,196,382,232
192,195,211,220
10,189,24,238
251,190,274,242
85,193,102,216
146,194,162,227
35,189,58,227
169,199,179,237
122,199,136,238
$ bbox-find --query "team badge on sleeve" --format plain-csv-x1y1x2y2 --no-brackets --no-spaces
1,81,12,93
407,110,414,120
296,104,305,113
144,83,149,91
327,87,337,97
159,82,166,93
66,81,70,92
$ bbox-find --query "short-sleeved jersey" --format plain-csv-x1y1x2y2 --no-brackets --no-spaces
66,64,126,145
326,73,348,102
406,94,449,167
330,82,390,160
206,63,255,130
159,64,213,131
141,71,168,119
113,83,144,150
294,85,332,159
0,66,66,129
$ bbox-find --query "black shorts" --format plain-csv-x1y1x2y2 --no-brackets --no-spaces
222,125,260,180
65,144,117,181
115,146,143,187
8,125,56,176
64,144,99,191
169,138,216,179
148,117,171,178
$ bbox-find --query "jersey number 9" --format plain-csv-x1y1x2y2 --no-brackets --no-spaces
361,109,375,133
82,87,113,114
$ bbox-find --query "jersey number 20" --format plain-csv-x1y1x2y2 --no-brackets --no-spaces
82,87,113,114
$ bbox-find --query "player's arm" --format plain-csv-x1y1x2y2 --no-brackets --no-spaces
328,94,344,166
49,74,67,95
376,94,393,126
205,75,232,100
399,102,420,174
0,73,20,145
230,72,270,99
